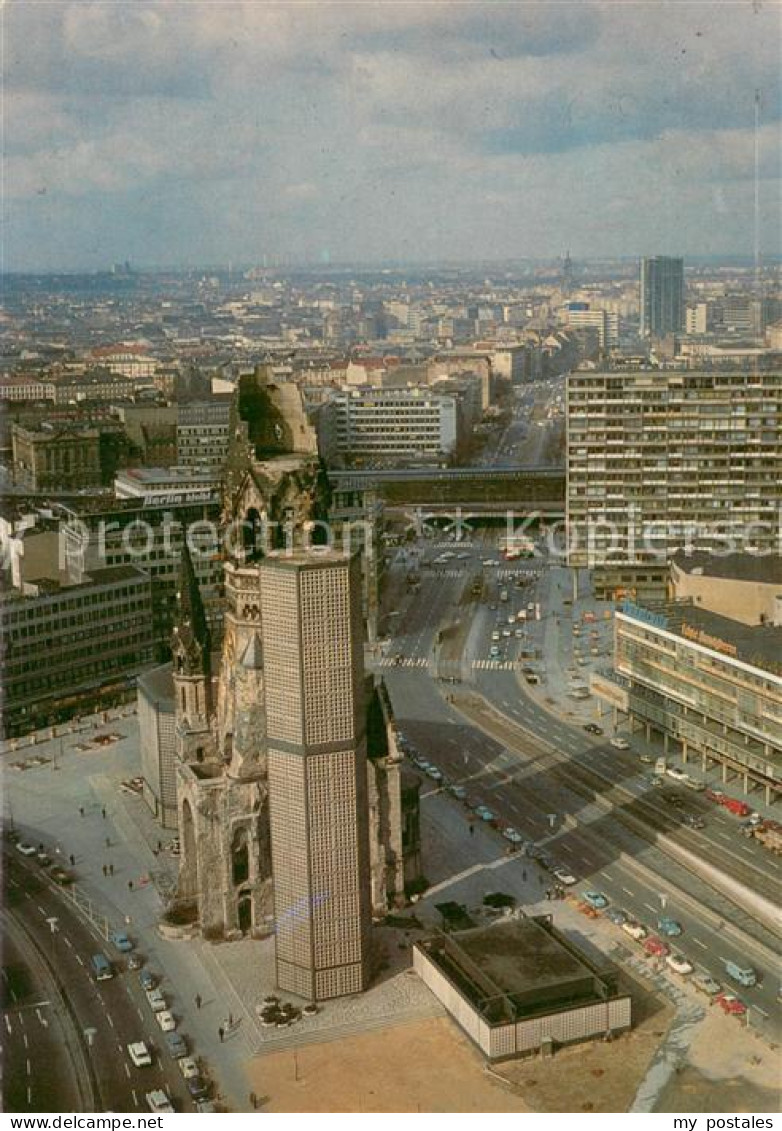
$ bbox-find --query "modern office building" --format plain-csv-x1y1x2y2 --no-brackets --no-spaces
321,386,462,466
566,368,782,601
0,565,155,737
563,307,620,349
591,600,781,804
114,466,220,504
640,256,684,338
260,550,373,1000
58,497,223,650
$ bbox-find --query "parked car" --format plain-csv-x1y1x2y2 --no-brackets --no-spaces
582,890,609,910
606,908,627,926
127,953,143,971
112,930,134,953
639,753,655,765
157,1010,176,1032
15,842,37,857
657,917,683,937
583,723,604,735
164,1032,187,1059
622,920,647,941
692,970,722,996
186,1078,210,1102
724,960,757,987
475,806,496,823
502,827,523,844
425,766,444,782
146,988,166,1013
447,784,467,800
139,970,157,992
643,936,671,958
715,992,747,1016
666,766,688,782
666,952,694,976
127,1042,152,1068
179,1057,200,1080
610,737,630,750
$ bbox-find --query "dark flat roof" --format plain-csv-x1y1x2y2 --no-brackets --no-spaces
458,918,589,994
672,550,782,586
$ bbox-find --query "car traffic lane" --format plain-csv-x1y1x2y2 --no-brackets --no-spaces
4,848,194,1113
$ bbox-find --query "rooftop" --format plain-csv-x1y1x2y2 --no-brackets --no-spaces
618,599,782,677
671,550,782,587
416,916,620,1025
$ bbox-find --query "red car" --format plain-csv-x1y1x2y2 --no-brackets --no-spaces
643,936,670,958
715,992,747,1016
720,797,751,818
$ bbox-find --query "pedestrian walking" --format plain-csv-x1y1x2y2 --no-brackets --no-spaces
522,869,527,882
228,1012,233,1027
469,824,475,836
157,840,163,852
109,863,114,876
105,836,111,849
69,854,75,866
79,806,84,818
128,879,133,893
249,1093,258,1110
101,807,106,819
102,864,108,877
218,1026,224,1043
195,993,202,1010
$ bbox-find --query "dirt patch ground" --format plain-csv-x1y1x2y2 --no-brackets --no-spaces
248,1016,531,1113
654,1011,781,1113
495,972,675,1113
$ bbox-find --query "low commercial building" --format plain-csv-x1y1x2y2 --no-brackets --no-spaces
592,600,782,804
414,916,630,1061
114,466,220,505
0,565,155,737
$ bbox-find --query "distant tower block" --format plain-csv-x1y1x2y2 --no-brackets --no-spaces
260,551,372,1001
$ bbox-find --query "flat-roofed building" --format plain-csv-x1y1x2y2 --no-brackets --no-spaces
669,551,782,627
591,600,782,804
414,916,630,1061
0,565,155,737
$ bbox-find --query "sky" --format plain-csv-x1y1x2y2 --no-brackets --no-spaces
4,0,781,271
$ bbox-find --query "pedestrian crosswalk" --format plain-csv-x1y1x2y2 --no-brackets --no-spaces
472,659,519,670
377,656,429,669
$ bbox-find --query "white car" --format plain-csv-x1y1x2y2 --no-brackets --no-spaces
610,737,630,750
553,867,577,886
146,989,166,1013
146,1090,174,1114
425,766,443,782
178,1057,200,1080
157,1010,176,1032
502,827,523,844
621,920,647,941
127,1042,152,1068
666,952,694,976
666,766,688,782
15,842,37,856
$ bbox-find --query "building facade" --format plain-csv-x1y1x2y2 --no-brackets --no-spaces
323,386,461,466
1,565,155,737
260,551,373,1000
640,256,684,338
566,368,782,601
176,398,232,469
137,665,178,829
591,601,782,805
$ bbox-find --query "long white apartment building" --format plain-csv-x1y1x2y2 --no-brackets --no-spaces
320,385,461,466
566,368,782,601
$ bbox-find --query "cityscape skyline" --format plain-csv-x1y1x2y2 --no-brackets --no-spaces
6,1,781,272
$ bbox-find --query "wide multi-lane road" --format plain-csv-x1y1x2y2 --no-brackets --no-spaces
3,848,195,1114
376,540,781,1038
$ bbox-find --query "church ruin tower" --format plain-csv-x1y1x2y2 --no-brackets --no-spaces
171,542,217,766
